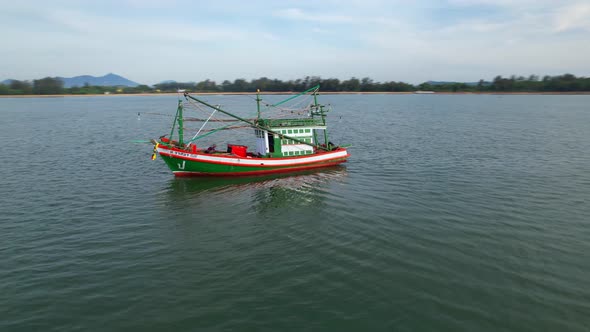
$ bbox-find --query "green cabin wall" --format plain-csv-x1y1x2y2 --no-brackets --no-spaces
272,134,282,157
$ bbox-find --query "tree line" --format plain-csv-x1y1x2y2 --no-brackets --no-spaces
417,74,590,92
1,74,589,95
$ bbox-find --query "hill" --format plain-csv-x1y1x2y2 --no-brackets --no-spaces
57,73,140,88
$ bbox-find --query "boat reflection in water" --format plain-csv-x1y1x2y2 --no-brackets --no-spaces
165,166,348,213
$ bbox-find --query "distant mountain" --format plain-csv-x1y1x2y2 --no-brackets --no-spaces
156,80,197,85
1,79,15,85
57,73,140,88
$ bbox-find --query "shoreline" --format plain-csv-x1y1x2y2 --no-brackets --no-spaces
1,91,590,98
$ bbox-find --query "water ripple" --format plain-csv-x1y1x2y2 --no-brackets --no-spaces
1,95,589,331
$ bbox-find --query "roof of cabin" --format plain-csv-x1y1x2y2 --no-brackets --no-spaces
258,118,324,128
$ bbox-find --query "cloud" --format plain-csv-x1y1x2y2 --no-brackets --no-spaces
554,2,590,32
45,9,252,43
273,7,399,27
274,7,360,24
447,0,590,33
1,1,589,84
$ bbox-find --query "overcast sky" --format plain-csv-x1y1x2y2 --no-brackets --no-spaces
1,0,589,85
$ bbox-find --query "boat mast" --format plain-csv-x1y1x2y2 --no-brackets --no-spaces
313,89,329,149
177,100,184,146
165,100,185,146
256,89,261,120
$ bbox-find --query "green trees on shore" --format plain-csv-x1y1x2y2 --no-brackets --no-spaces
1,74,589,95
152,76,415,93
0,77,64,95
417,74,590,92
32,77,64,94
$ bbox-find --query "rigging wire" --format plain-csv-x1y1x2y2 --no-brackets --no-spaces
173,88,322,147
191,108,218,141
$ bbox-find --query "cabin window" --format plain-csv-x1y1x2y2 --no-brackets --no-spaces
305,129,310,133
288,129,292,134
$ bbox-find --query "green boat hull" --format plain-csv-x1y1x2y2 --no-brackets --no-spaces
158,148,350,177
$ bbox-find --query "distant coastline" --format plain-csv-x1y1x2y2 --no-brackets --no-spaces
2,91,590,98
2,73,589,97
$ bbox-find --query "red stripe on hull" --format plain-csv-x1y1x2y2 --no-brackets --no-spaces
160,145,346,161
173,160,348,177
159,148,349,168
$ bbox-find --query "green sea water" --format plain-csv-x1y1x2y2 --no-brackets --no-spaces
0,94,589,331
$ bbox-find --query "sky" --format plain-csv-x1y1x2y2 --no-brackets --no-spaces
1,0,589,85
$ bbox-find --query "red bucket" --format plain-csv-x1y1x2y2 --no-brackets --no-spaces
229,144,247,157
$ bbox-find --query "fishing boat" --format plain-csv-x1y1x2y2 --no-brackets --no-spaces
151,85,350,176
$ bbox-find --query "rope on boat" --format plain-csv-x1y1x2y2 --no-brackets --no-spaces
184,118,251,122
181,125,250,132
192,109,218,140
246,92,314,118
142,112,175,117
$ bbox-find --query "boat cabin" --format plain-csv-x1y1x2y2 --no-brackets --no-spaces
254,118,326,157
